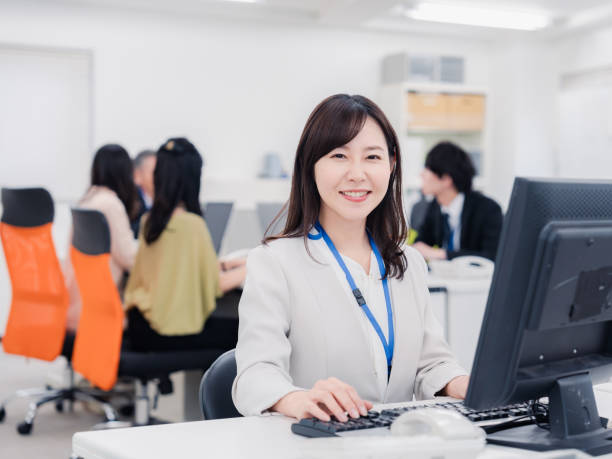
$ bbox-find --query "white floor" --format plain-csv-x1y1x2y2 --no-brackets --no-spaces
0,349,191,458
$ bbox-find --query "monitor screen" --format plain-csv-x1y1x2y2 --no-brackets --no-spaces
256,202,287,239
204,202,233,254
465,177,612,455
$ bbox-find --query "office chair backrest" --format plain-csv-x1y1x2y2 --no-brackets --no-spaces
199,349,241,420
409,195,430,235
255,202,286,239
203,202,233,253
70,208,123,391
0,188,68,360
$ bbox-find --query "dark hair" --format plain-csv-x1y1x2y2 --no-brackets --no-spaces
91,144,137,219
266,94,408,279
133,149,156,169
143,138,203,244
424,141,476,193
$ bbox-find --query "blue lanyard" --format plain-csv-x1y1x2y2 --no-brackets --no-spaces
311,221,394,376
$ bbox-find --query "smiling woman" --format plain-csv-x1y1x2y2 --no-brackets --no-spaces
232,94,469,423
265,94,406,278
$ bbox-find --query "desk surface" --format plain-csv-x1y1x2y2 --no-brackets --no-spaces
72,392,612,459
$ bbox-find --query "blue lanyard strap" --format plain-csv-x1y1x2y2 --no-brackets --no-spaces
313,222,394,374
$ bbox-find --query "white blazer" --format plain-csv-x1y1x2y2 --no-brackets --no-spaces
232,236,466,416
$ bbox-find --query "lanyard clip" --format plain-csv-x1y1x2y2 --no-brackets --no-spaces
352,288,366,306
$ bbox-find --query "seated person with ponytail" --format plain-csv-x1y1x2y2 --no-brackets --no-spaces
124,138,246,352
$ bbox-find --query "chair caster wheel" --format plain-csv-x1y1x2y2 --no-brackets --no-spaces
17,421,33,435
55,401,64,412
0,407,6,422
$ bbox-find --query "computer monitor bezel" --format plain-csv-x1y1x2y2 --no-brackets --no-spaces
465,178,612,409
464,177,612,454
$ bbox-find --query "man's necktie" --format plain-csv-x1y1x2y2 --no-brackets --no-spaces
442,213,454,252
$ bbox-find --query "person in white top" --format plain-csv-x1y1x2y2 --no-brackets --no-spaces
232,94,469,423
64,144,138,331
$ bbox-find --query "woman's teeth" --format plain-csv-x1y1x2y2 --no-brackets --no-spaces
341,191,368,197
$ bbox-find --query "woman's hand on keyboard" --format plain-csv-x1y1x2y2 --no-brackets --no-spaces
271,377,373,423
442,375,470,399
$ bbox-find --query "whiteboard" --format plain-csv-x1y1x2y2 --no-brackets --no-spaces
558,82,612,180
0,45,92,201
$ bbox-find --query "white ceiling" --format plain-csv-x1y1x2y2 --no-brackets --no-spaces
47,0,612,37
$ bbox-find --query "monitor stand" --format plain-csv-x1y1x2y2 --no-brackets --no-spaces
487,373,612,456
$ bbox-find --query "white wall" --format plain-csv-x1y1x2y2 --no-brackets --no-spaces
556,26,612,75
554,25,612,180
485,43,522,207
558,82,612,179
491,23,612,202
472,23,612,209
483,24,612,208
0,0,493,195
486,38,558,207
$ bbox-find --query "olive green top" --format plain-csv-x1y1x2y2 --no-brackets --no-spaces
125,211,222,336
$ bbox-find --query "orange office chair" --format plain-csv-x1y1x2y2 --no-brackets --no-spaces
71,208,228,426
0,188,67,359
0,188,73,434
70,209,124,392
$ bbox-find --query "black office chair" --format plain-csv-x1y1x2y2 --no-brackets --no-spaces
199,349,241,420
409,193,430,235
203,202,234,254
255,202,286,238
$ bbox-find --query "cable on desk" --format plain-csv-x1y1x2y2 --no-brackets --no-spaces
481,399,548,435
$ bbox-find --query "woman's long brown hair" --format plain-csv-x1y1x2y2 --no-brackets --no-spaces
265,94,408,279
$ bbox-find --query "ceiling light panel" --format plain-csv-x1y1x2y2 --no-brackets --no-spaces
406,2,551,31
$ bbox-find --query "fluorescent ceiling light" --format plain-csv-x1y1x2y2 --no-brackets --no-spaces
406,2,550,31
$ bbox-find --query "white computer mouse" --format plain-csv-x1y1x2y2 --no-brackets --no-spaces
390,408,485,440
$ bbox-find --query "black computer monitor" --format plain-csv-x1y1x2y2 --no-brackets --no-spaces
465,177,612,455
256,202,287,239
203,202,233,254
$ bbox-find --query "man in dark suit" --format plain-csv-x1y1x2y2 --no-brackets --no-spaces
131,149,156,237
413,142,502,261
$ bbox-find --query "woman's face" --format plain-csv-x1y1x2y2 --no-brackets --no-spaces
314,116,393,226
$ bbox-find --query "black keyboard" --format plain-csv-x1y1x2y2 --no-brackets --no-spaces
291,401,531,438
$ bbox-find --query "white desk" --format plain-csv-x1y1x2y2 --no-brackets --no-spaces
72,388,612,459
